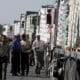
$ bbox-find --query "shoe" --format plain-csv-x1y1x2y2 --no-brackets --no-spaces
17,72,21,76
26,73,28,76
21,72,24,76
36,74,40,77
12,73,18,76
35,67,40,74
40,66,42,70
17,71,20,74
26,72,29,76
30,64,33,66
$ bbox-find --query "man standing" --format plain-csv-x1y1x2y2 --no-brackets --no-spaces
21,34,31,76
11,35,21,76
0,35,10,80
32,35,45,75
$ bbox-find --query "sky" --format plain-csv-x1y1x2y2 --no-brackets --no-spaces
0,0,54,24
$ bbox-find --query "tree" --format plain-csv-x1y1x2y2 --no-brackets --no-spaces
0,24,5,34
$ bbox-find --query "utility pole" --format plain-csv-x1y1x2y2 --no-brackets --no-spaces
54,0,60,47
25,13,27,34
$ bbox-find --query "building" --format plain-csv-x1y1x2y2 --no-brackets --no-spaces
56,0,80,48
73,0,80,47
2,24,14,39
19,11,38,42
20,14,26,35
14,20,20,35
56,0,69,47
37,5,55,43
25,11,38,42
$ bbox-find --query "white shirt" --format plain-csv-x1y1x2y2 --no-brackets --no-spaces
32,40,45,52
21,40,26,46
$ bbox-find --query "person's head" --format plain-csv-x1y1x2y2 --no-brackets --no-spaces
16,34,20,41
26,34,29,40
1,35,7,42
0,34,3,41
36,35,40,41
21,34,26,41
14,35,16,38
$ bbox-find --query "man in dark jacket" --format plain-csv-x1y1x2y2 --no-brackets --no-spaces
11,35,21,76
0,35,10,80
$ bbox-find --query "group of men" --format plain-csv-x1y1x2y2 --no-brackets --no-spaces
0,34,47,80
10,34,34,76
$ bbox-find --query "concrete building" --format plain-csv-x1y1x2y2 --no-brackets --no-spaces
2,24,14,39
73,0,80,47
14,20,20,35
68,0,78,47
37,5,55,43
56,0,69,47
20,14,26,35
25,11,38,42
56,0,80,48
19,11,38,42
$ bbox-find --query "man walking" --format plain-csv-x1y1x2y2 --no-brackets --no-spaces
32,35,45,75
0,35,10,80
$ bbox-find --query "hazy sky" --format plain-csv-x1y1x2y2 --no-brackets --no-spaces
0,0,54,24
